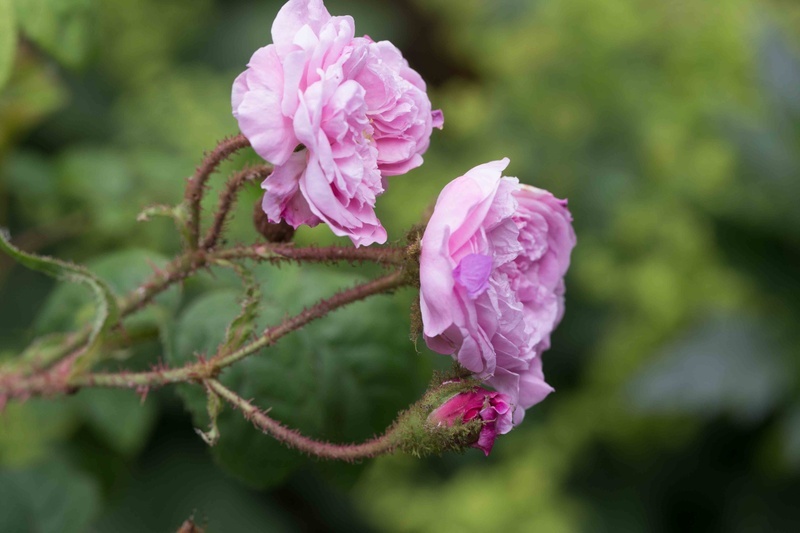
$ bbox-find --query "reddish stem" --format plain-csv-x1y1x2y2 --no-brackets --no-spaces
184,134,251,248
215,243,406,267
201,165,273,251
207,379,398,460
211,269,408,368
1,270,411,397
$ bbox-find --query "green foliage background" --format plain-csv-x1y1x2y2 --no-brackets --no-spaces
1,0,800,531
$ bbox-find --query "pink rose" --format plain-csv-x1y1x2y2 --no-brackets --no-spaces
232,0,442,246
419,159,576,425
428,388,513,456
353,39,444,177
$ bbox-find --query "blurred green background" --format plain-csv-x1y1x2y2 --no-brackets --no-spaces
1,0,800,531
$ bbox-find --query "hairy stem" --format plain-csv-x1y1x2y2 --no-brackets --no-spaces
184,134,251,249
211,269,408,368
201,165,273,251
207,379,398,460
6,244,406,378
1,269,411,397
215,243,407,267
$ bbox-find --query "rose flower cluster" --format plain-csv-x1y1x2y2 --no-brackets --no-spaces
234,0,575,455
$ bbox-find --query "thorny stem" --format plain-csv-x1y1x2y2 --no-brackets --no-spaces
216,243,406,267
0,133,420,460
211,269,408,368
207,379,399,460
13,252,204,374
201,165,273,251
184,134,251,249
5,243,405,378
0,270,412,397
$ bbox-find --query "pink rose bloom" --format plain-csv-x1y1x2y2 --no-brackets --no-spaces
428,388,513,456
232,0,443,246
419,159,576,424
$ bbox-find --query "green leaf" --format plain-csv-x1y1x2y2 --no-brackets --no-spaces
170,289,303,487
0,229,119,370
11,0,95,69
0,458,101,533
136,203,183,223
89,432,298,533
75,388,157,456
169,268,426,488
0,0,16,90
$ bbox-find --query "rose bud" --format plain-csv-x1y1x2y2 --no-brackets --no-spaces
428,387,513,456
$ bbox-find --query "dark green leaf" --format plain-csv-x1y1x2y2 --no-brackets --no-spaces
169,267,426,488
57,147,137,236
90,428,298,533
75,388,157,456
54,147,191,248
0,458,100,533
3,151,63,226
169,289,304,487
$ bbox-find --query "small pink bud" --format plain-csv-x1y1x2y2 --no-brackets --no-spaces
428,388,513,456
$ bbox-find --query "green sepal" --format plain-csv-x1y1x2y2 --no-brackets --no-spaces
195,386,223,447
214,259,261,354
393,379,483,458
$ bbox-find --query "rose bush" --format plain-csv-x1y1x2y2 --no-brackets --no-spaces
0,0,577,472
